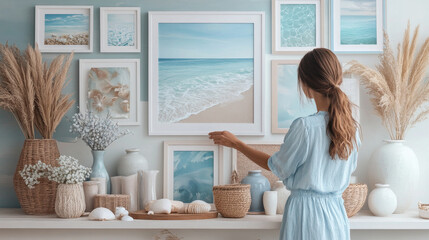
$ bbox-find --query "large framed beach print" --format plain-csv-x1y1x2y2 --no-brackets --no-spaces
163,141,223,206
148,12,265,135
35,5,93,52
331,0,384,53
100,7,141,52
272,0,324,54
79,59,140,125
271,60,316,133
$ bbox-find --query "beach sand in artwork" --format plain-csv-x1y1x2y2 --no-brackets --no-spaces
179,86,254,123
44,33,89,45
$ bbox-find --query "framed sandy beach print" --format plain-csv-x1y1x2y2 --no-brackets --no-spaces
100,7,141,52
148,12,265,135
272,0,324,54
35,5,93,52
79,59,140,125
331,0,384,53
163,141,223,206
271,60,316,133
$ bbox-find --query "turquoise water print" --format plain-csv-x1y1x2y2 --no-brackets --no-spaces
277,64,316,128
280,4,316,47
174,151,214,203
108,14,135,46
340,0,377,45
44,14,89,45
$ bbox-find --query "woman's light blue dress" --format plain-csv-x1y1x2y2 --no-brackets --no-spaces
268,111,360,240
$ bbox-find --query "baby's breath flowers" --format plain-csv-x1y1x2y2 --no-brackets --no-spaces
19,155,91,188
70,111,131,150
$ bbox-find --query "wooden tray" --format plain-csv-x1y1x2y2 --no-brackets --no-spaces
130,211,218,220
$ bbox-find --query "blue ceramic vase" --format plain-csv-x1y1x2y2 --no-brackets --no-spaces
90,150,110,194
241,170,270,212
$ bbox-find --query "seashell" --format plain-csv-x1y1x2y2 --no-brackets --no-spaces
178,203,189,214
186,200,211,214
171,200,184,213
148,199,172,214
91,68,109,80
120,100,130,113
88,207,115,221
115,207,129,220
102,96,118,107
121,215,134,221
144,200,155,212
88,89,103,99
147,211,154,215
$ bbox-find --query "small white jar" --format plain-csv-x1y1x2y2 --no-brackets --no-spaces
368,184,397,217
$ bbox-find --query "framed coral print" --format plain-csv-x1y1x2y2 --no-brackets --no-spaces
271,60,317,133
163,141,223,205
148,12,265,135
35,5,93,53
331,0,384,53
272,0,324,54
79,59,140,125
100,7,141,52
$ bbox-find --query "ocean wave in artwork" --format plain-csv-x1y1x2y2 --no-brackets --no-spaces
108,24,135,46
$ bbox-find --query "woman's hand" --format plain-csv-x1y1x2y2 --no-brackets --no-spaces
208,131,242,149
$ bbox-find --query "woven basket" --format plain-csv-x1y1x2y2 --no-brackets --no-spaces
213,184,251,218
94,194,130,212
13,139,60,215
342,183,368,217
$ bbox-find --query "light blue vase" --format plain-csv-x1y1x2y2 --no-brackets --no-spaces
241,170,270,212
90,150,110,194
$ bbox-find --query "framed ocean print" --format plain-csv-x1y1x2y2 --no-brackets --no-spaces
272,0,324,54
35,5,93,53
100,7,141,52
331,0,384,53
79,59,140,125
163,141,224,206
271,60,317,133
148,12,265,135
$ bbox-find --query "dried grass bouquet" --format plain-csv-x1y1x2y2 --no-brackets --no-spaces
346,22,429,140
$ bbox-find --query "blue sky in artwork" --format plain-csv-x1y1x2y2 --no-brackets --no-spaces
44,14,89,35
341,0,376,16
159,23,254,59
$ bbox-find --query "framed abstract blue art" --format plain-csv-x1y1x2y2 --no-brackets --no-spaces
272,0,324,54
163,141,223,206
331,0,384,53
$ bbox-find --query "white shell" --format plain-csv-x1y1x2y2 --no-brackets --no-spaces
147,211,154,215
88,207,115,221
115,207,129,220
186,200,211,214
121,215,134,221
171,200,184,213
148,199,172,214
144,200,155,212
178,203,189,214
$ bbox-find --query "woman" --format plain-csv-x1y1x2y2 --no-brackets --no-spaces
209,48,360,240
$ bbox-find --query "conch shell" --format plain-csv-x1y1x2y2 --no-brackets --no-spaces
186,200,211,214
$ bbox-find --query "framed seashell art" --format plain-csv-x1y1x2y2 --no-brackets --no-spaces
79,59,141,125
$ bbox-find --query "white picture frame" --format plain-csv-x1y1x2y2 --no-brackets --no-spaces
331,0,384,53
100,7,141,53
79,59,141,125
148,11,265,136
163,141,223,207
272,0,324,54
35,5,93,53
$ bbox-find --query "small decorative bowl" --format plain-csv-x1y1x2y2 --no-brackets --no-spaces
418,202,429,219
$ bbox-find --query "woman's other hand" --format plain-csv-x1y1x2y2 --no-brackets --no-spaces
208,131,242,149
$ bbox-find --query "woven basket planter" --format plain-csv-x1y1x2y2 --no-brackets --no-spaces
213,184,251,218
94,194,130,212
13,139,60,215
342,183,368,217
55,183,85,218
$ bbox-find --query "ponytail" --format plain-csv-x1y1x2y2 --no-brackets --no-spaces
298,48,359,160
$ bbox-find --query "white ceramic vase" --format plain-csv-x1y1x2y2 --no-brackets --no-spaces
121,174,138,212
368,140,419,213
368,184,397,217
139,170,158,209
117,148,149,176
272,181,290,214
263,191,277,215
83,181,99,212
55,183,85,218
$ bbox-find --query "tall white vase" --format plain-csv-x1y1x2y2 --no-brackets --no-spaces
139,170,158,209
368,140,419,213
117,148,149,176
272,181,290,214
121,174,138,212
263,191,277,215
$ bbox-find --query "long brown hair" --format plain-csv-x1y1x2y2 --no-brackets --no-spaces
298,48,359,160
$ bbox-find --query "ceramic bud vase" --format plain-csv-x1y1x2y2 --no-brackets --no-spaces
241,170,271,212
111,176,123,194
368,140,419,213
139,170,158,209
118,148,149,176
55,183,85,218
272,181,290,214
83,181,99,212
368,184,397,217
91,177,106,195
263,191,277,215
90,150,110,194
121,174,138,212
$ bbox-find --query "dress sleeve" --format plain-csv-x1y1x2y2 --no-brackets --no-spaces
268,118,309,181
